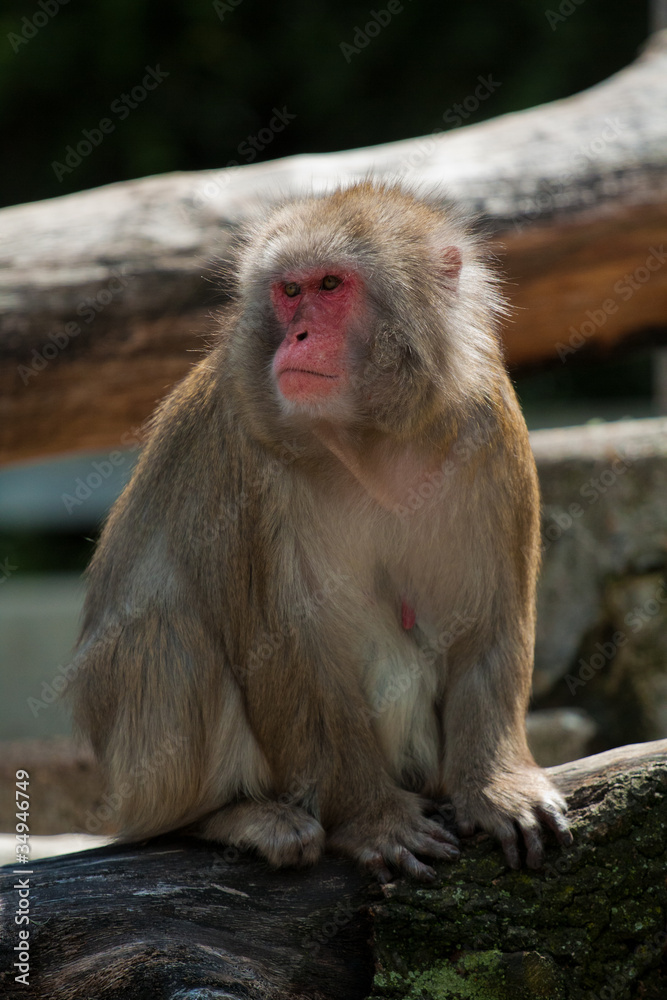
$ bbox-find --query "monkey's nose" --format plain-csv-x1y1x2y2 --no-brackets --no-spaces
296,330,308,341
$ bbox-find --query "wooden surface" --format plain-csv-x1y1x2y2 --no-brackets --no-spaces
2,32,667,465
1,739,665,998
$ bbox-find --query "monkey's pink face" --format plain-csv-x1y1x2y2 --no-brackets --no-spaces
270,270,363,408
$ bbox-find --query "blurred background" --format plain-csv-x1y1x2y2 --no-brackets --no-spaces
0,0,665,831
0,0,649,211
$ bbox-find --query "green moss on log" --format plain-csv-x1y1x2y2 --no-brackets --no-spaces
370,762,667,999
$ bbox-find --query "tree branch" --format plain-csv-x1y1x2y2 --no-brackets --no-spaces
2,33,667,464
1,739,665,999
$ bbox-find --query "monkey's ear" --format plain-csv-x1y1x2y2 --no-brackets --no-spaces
440,246,463,286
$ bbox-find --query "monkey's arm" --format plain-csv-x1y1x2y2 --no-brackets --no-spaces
442,641,572,869
435,403,572,868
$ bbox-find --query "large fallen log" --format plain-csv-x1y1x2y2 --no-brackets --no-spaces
1,32,667,465
1,740,665,999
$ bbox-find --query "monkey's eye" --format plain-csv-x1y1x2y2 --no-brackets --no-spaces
321,275,342,291
284,282,301,297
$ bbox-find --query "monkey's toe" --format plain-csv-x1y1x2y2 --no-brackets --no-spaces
328,796,461,884
257,805,326,869
195,799,325,869
358,846,436,884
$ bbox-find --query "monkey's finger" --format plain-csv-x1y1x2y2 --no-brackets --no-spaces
518,821,544,870
497,823,521,869
421,819,460,848
413,834,460,862
358,848,395,885
389,845,437,883
536,805,573,846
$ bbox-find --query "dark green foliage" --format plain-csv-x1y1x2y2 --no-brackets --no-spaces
0,0,646,208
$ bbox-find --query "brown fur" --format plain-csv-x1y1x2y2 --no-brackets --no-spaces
69,183,571,880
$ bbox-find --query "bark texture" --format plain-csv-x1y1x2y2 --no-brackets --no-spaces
1,740,665,999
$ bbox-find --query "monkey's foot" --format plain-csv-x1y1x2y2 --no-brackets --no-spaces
327,790,460,884
450,766,573,870
194,800,325,868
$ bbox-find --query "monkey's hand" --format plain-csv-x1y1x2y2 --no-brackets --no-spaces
327,789,461,883
450,765,572,870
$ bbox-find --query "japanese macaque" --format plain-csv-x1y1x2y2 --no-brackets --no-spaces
70,182,571,882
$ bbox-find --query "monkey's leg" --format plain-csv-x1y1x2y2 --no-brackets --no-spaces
441,647,573,869
193,800,325,868
236,639,460,882
74,612,282,845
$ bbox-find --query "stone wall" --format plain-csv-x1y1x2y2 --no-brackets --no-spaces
529,417,667,761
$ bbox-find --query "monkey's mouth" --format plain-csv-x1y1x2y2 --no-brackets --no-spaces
279,367,339,379
277,367,342,402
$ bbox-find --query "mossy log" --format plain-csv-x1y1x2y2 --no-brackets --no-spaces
0,739,665,999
